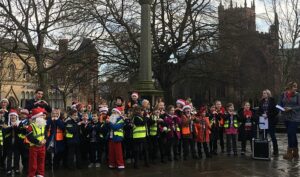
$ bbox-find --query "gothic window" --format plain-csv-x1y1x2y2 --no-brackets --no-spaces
21,91,26,107
8,64,15,81
26,91,29,99
30,92,34,99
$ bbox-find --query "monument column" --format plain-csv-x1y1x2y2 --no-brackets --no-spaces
136,0,155,90
134,0,163,105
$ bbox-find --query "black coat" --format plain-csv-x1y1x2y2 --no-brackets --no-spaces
25,99,52,113
257,97,279,125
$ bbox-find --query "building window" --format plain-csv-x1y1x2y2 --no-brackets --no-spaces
8,64,15,81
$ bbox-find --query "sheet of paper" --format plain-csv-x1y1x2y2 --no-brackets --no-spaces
259,116,269,129
276,104,285,111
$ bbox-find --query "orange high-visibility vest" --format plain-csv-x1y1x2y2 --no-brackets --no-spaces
47,128,64,141
55,128,64,141
182,127,190,135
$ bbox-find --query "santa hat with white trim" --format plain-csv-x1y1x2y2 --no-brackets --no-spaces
112,106,123,115
131,92,139,98
182,104,192,111
8,109,19,126
30,107,46,119
99,106,109,113
176,99,186,106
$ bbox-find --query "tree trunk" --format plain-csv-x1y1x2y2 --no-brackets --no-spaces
38,72,49,101
63,94,67,111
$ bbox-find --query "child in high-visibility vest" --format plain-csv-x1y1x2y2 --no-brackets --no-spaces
194,107,211,159
65,109,81,169
181,105,193,160
46,108,65,169
132,106,149,168
26,107,47,177
148,106,160,163
224,103,239,156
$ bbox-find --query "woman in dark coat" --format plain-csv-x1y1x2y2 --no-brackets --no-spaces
257,89,279,156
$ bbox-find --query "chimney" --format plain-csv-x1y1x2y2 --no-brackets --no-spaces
59,39,68,53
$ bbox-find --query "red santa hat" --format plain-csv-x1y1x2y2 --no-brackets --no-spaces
9,109,18,117
112,106,123,115
31,107,46,119
0,98,9,103
176,99,186,106
183,104,192,110
20,109,29,115
99,106,109,113
8,109,19,126
131,92,139,98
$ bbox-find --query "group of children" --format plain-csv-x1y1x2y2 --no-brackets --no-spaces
0,92,260,176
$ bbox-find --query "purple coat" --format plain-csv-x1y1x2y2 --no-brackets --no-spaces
164,114,181,139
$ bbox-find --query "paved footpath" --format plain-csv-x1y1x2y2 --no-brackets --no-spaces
1,133,298,177
42,133,300,177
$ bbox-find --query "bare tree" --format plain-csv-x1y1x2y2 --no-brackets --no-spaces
74,0,218,104
0,0,96,99
260,0,300,86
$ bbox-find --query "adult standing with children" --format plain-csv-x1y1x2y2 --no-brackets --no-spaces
278,82,300,160
257,89,279,156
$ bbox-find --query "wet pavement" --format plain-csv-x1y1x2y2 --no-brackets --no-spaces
3,133,300,177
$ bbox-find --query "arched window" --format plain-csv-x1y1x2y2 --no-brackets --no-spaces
30,92,34,99
21,91,25,99
8,64,15,81
21,91,26,107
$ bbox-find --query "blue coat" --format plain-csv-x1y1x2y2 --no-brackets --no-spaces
108,117,124,142
46,117,65,153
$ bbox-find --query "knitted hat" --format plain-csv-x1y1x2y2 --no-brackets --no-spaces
176,99,186,106
112,106,123,115
20,109,29,115
131,92,139,98
0,98,9,103
31,107,46,119
183,105,192,110
99,106,109,113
